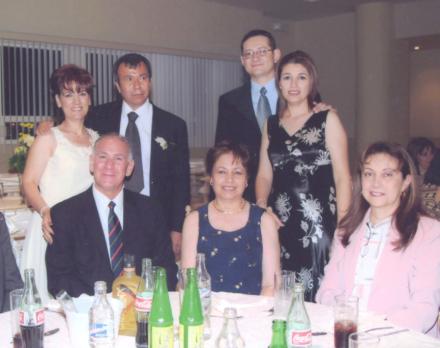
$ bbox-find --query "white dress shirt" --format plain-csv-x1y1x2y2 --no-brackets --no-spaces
92,185,124,261
352,215,392,311
119,100,153,196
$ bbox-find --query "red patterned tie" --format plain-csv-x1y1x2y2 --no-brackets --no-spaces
108,201,123,276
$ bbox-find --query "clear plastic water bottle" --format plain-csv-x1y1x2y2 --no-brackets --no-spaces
196,253,212,339
215,307,245,348
89,281,115,348
285,283,312,348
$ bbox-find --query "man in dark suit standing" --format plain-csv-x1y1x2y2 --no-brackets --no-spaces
215,30,281,202
86,53,190,260
46,135,177,296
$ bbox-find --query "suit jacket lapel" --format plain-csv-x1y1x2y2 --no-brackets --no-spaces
368,225,401,300
236,83,262,137
149,105,161,194
343,214,369,293
122,190,137,243
82,188,112,268
112,101,123,133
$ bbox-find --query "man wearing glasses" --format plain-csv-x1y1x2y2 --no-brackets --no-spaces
214,29,281,202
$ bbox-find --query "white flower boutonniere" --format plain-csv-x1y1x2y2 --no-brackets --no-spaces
155,136,168,150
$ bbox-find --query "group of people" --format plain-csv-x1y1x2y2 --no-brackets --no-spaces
2,28,439,338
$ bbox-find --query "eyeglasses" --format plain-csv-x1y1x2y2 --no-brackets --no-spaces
241,48,272,60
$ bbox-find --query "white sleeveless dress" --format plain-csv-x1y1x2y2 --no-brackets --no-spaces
20,126,99,304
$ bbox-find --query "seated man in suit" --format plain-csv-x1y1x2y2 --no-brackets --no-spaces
0,213,23,312
46,134,177,297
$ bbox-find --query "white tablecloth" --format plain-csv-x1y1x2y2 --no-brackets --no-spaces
1,292,439,347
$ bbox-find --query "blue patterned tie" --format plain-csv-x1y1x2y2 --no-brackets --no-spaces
256,87,271,129
108,201,123,276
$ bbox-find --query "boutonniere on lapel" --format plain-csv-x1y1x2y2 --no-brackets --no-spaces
155,136,168,150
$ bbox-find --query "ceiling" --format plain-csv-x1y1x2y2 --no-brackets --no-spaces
205,0,419,21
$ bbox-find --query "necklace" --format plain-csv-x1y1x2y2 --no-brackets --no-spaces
212,199,246,215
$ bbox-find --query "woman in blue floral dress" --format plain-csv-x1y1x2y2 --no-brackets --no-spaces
256,51,351,301
181,142,280,295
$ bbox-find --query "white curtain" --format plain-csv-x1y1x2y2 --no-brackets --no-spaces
0,39,243,147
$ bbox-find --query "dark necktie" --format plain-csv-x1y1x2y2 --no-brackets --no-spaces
256,86,271,129
125,112,144,192
108,201,123,276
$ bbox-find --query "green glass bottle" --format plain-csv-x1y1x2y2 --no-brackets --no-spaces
269,320,287,348
179,268,204,348
148,267,174,348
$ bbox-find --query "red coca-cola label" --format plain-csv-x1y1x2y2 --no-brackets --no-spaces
289,329,312,347
135,292,153,312
19,308,45,326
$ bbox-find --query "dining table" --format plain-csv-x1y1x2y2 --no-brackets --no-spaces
1,291,439,348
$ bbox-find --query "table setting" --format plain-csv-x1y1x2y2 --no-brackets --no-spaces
1,290,439,347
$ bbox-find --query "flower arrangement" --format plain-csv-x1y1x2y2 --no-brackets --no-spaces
9,123,35,173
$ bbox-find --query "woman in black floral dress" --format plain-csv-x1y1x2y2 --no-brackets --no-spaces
256,51,351,301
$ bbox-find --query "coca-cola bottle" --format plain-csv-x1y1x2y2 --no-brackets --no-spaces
89,281,115,348
19,268,44,348
135,258,154,348
285,283,311,348
196,253,211,339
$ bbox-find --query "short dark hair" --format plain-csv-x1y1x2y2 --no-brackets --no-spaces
206,141,251,177
50,64,93,124
277,50,319,111
240,29,277,52
339,141,423,250
113,53,152,81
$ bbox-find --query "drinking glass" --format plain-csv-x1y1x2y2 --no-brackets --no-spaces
273,270,295,320
349,332,380,348
9,288,24,348
334,295,359,348
177,267,188,305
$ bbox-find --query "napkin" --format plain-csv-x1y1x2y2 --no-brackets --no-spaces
211,292,273,318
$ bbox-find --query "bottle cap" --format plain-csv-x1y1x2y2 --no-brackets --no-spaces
123,254,135,268
94,281,107,292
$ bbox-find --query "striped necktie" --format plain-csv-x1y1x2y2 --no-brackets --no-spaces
108,201,123,276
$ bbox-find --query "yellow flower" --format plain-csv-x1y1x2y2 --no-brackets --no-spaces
21,134,35,147
14,145,27,155
19,122,34,129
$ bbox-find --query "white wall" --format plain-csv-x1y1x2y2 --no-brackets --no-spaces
0,0,293,59
409,48,440,145
290,13,356,138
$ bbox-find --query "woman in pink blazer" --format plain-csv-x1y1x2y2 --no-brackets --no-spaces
316,142,440,337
